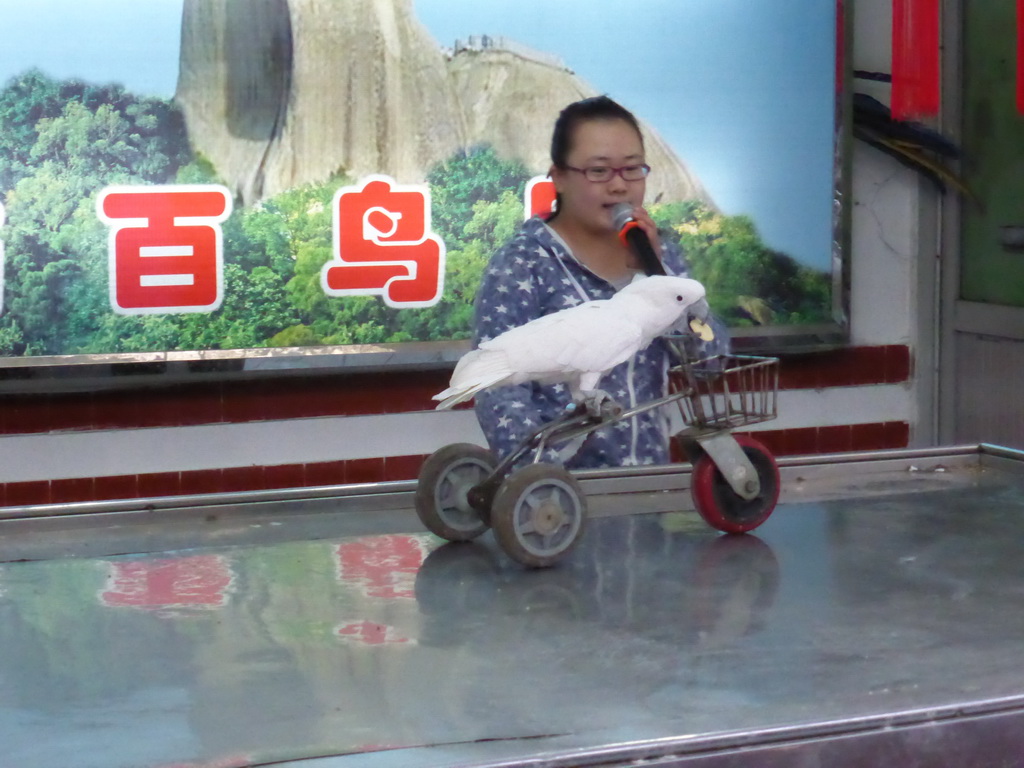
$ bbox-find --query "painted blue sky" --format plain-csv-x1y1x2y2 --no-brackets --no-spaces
0,0,837,271
0,0,184,97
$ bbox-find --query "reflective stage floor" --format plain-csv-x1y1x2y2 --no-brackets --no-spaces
2,446,1024,767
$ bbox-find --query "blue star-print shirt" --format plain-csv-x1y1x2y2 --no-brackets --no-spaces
472,216,728,469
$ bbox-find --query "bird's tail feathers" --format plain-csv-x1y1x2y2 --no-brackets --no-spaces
433,370,510,409
433,350,512,410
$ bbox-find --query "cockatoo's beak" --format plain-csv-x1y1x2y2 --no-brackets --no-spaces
687,298,710,324
686,298,714,342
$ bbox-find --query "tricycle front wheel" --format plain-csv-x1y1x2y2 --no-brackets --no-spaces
691,435,780,534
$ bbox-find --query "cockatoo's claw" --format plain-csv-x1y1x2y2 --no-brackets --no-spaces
581,390,623,419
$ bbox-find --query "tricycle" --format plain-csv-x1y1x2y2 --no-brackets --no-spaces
415,337,781,567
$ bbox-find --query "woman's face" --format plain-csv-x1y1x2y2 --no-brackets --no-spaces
550,117,646,235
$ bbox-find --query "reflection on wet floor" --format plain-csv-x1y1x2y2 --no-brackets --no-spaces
414,525,779,651
2,469,1024,767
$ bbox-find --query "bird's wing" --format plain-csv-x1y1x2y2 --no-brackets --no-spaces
547,306,644,374
478,302,606,349
440,299,643,403
480,302,614,378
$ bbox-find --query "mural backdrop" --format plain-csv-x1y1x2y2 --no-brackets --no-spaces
0,0,839,361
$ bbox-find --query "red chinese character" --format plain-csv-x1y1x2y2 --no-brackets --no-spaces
335,534,429,599
97,185,232,314
525,176,557,219
321,175,445,308
336,620,411,645
101,555,235,611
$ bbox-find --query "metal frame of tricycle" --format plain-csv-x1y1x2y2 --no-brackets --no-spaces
406,349,785,566
466,351,780,512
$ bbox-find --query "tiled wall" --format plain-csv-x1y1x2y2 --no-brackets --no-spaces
23,455,424,508
0,370,453,435
0,345,911,506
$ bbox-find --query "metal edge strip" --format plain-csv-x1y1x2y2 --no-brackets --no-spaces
449,693,1024,768
0,444,1012,522
978,443,1024,462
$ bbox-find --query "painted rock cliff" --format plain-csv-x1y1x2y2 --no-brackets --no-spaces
176,0,714,209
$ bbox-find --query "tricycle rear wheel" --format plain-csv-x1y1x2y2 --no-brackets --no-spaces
491,463,586,568
415,443,495,541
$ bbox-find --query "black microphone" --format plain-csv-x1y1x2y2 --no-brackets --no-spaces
612,202,665,276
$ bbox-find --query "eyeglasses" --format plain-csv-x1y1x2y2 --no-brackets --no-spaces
563,163,651,182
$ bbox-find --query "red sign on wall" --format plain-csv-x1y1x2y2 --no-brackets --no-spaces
97,185,232,314
90,176,556,318
321,175,446,308
891,0,940,120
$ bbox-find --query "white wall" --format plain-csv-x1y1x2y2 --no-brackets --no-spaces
848,0,939,444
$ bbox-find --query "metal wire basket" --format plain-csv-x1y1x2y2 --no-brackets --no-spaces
669,353,780,432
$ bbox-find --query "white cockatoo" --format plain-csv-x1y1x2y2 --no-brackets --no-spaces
433,275,708,411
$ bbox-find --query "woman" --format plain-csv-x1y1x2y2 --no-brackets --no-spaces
473,95,726,468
